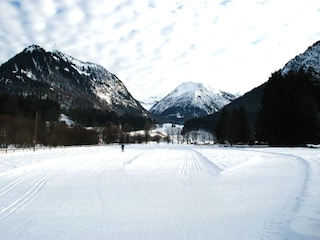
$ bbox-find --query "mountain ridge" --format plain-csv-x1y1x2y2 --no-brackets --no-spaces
280,41,320,85
150,81,238,124
281,40,320,77
0,44,148,116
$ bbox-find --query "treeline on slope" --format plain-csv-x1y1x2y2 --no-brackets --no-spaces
183,69,320,146
0,93,154,148
215,106,252,144
256,69,320,145
67,108,152,131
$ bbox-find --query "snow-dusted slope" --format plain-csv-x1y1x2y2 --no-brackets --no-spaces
150,82,238,123
281,40,320,78
0,45,147,116
52,49,142,111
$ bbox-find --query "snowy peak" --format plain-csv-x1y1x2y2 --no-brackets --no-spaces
23,44,45,54
281,40,320,78
170,82,223,99
150,81,238,124
0,45,147,116
172,82,208,96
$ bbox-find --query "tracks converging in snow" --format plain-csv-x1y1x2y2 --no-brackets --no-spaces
0,169,56,221
178,149,221,179
0,145,319,240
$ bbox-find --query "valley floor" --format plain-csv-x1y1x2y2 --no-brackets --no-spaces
0,145,319,240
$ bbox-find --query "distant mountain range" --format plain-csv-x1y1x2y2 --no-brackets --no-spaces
3,41,319,128
150,82,238,124
184,40,320,131
0,45,148,116
0,44,241,123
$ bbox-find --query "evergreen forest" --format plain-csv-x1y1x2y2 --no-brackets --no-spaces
185,69,320,146
0,93,154,148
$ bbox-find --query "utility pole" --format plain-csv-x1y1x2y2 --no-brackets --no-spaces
34,111,38,151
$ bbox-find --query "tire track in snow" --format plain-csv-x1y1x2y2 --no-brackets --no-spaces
191,151,202,172
183,149,222,177
177,149,228,238
244,149,309,239
123,151,151,166
179,158,187,177
195,147,312,239
0,171,56,221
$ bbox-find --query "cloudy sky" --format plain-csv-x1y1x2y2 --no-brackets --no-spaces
0,0,320,104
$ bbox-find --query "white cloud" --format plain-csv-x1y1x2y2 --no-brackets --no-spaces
0,0,320,104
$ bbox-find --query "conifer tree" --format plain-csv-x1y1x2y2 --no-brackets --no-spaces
215,107,230,143
237,106,251,143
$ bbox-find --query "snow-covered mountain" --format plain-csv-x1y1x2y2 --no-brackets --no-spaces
140,96,164,111
150,82,238,124
0,45,148,116
281,40,320,79
183,40,320,132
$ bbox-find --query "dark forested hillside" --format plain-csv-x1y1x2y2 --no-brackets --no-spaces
0,93,154,147
183,40,320,145
0,45,148,116
183,69,320,145
256,70,320,145
0,45,155,147
0,93,60,121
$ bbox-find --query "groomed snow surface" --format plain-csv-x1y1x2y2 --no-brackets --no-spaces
0,145,319,240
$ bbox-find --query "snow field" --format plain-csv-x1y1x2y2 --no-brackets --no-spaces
0,145,319,239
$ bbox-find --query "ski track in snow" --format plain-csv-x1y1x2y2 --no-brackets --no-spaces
0,145,319,240
0,169,56,221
